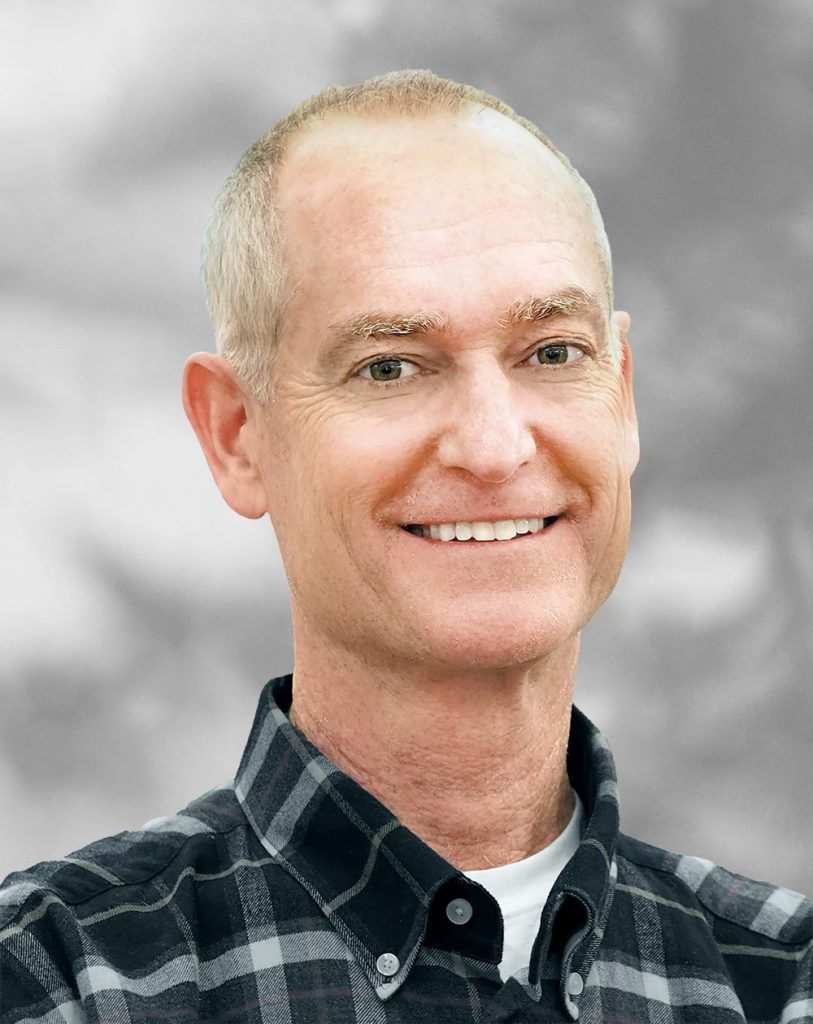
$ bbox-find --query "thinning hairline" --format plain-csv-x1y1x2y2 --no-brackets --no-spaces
288,105,612,289
206,85,616,400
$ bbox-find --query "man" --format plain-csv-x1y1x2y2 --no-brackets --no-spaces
1,70,810,1023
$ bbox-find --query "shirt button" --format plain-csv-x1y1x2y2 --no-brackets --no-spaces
376,952,400,977
566,972,584,996
445,897,474,925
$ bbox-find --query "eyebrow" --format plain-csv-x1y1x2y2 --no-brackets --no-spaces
324,287,605,361
327,310,449,344
498,287,605,328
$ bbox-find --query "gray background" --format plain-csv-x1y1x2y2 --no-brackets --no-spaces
1,0,811,892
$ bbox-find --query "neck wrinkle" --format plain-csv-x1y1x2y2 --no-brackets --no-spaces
289,631,579,871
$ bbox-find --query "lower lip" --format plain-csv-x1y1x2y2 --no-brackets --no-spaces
399,518,561,548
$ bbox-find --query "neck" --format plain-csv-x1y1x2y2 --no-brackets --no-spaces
288,631,579,871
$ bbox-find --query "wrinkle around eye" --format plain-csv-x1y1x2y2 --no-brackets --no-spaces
344,338,605,392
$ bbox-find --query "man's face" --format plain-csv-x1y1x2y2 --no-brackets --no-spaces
249,109,638,672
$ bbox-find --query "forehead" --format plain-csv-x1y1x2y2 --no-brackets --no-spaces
280,107,583,221
276,110,605,326
284,104,568,172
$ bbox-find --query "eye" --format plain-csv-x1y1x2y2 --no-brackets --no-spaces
529,342,585,366
357,357,420,383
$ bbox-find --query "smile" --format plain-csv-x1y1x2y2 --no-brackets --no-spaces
401,515,560,542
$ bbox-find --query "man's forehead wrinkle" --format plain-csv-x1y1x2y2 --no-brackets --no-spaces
369,224,581,270
339,238,586,281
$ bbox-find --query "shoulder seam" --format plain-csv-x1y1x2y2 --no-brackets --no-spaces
4,818,252,914
616,849,812,947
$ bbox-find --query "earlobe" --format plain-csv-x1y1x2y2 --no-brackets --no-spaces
182,353,268,519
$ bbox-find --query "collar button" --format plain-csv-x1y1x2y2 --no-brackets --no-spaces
445,897,474,925
376,952,400,977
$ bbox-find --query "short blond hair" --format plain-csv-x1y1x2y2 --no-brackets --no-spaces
202,69,614,402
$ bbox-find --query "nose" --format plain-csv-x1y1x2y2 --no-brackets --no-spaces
435,362,536,483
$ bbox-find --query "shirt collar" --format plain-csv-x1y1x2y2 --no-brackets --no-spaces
533,704,620,996
234,675,619,1002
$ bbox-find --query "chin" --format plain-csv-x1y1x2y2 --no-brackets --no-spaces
412,607,582,670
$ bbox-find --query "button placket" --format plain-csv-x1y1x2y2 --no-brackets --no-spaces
558,897,591,1018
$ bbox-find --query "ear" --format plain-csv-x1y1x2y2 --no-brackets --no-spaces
612,311,639,474
182,353,268,519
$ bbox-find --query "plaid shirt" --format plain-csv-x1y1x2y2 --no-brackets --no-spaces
1,675,811,1023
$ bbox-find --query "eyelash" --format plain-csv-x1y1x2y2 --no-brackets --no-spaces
353,342,590,386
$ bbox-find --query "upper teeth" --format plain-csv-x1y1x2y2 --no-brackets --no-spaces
420,518,550,542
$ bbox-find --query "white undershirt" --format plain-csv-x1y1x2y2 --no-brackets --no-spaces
464,792,584,982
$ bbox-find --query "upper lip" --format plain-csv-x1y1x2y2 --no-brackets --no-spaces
399,512,562,525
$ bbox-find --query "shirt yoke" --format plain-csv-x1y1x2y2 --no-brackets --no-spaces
617,832,813,946
0,782,245,930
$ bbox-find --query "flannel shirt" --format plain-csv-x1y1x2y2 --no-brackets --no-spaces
1,674,811,1023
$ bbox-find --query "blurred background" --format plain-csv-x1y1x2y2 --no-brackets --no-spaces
1,0,811,892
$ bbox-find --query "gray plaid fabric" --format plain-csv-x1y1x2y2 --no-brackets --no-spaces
1,674,811,1022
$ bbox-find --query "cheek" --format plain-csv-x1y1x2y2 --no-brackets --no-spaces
553,395,631,516
564,394,624,458
292,408,418,526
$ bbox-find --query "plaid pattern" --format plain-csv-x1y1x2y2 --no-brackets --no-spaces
1,675,811,1023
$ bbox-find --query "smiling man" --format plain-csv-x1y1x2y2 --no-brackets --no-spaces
1,71,811,1024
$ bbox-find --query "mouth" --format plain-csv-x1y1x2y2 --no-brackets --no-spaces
400,515,561,542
